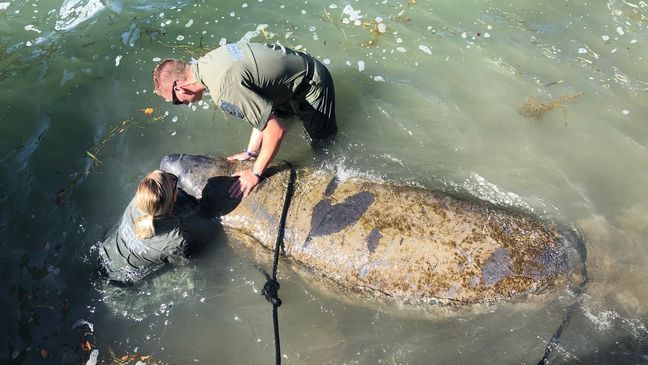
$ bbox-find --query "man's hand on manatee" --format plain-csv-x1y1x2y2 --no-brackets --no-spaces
229,169,261,198
227,151,256,161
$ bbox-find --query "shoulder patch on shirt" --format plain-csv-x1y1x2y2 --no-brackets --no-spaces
219,100,244,119
226,43,245,61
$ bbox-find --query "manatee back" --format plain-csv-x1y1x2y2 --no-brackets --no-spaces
224,166,587,305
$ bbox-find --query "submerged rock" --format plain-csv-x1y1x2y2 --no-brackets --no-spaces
161,154,586,305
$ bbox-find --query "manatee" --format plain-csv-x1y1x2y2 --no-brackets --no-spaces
160,154,586,305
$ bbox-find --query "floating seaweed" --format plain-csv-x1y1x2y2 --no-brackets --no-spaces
104,348,168,365
88,111,164,167
51,110,164,206
322,7,349,43
391,0,417,23
322,1,417,48
157,40,212,59
519,92,583,125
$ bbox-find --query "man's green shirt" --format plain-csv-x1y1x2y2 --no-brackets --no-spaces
192,43,310,131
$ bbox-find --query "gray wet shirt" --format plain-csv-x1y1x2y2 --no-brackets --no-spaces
192,43,310,131
99,198,189,284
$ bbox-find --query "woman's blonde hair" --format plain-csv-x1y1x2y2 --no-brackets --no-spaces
134,170,177,239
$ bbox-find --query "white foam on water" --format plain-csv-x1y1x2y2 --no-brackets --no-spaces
326,158,386,183
0,2,9,10
342,4,363,21
459,174,535,212
357,60,365,71
55,0,106,31
185,19,193,27
239,24,268,43
24,25,42,33
583,306,619,331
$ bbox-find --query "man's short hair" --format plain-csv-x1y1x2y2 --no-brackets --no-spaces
152,59,189,96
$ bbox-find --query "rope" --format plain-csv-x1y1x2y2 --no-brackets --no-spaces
535,276,588,365
260,161,297,365
536,233,589,365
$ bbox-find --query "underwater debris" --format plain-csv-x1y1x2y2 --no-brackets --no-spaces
157,39,214,58
159,23,278,57
88,113,164,166
323,0,417,48
520,92,583,125
51,112,164,206
104,347,168,365
391,0,417,23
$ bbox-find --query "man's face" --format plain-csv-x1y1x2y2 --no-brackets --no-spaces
161,81,203,105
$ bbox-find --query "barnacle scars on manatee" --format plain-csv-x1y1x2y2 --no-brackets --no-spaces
160,154,586,305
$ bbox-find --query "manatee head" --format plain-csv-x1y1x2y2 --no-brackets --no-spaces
160,154,230,198
160,154,244,217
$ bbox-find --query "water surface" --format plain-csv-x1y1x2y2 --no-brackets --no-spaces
1,0,647,363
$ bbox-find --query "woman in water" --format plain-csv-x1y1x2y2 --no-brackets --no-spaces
98,170,191,285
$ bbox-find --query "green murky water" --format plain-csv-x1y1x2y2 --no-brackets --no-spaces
1,0,647,363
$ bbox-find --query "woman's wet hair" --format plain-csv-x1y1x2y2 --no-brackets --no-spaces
134,170,176,239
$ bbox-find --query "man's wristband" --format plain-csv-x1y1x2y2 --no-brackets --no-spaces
251,168,263,179
244,150,258,158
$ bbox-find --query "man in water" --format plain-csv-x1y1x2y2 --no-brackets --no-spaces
152,43,337,198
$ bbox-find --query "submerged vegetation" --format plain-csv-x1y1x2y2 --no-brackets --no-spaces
323,0,417,48
86,110,163,166
51,110,164,206
103,348,168,365
520,92,583,125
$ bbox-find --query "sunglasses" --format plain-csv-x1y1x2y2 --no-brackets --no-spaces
171,81,183,105
167,172,178,193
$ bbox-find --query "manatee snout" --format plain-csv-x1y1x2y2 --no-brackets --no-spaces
159,154,184,177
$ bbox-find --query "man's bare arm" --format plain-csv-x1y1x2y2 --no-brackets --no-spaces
229,115,286,198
